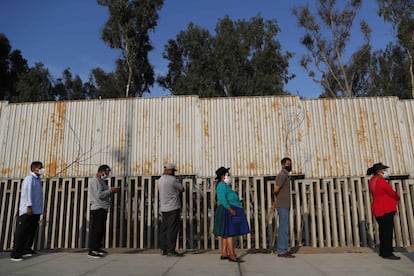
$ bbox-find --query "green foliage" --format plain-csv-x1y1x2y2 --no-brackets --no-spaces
377,0,414,98
293,0,371,98
367,43,411,98
158,15,293,97
15,63,54,102
97,0,163,97
0,33,29,101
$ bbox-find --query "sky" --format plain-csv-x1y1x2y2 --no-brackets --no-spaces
0,0,395,99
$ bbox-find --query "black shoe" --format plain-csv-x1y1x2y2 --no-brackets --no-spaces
10,256,23,262
220,255,229,260
167,251,183,257
97,249,108,256
88,251,102,259
22,249,38,257
161,250,168,256
382,254,400,260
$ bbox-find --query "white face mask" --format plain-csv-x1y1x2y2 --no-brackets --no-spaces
101,174,108,180
224,175,232,184
382,171,390,179
38,168,46,175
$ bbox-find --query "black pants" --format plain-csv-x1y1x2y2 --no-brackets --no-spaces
89,208,108,252
11,214,40,258
160,209,181,253
376,212,396,257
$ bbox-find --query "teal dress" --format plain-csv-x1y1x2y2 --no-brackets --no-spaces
213,182,250,237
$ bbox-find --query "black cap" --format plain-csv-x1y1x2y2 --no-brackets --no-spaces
215,167,230,180
366,162,389,175
98,164,111,173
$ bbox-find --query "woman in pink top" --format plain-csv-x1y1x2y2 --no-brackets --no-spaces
367,163,400,260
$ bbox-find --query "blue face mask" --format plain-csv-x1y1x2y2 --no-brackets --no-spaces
101,174,108,180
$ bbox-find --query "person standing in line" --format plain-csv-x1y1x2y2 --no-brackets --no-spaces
272,157,295,258
213,167,250,263
10,161,45,261
88,164,118,258
367,162,401,260
158,163,185,257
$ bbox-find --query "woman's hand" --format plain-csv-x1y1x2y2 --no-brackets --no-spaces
227,207,237,216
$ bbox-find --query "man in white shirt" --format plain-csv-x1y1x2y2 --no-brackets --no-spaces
10,161,45,261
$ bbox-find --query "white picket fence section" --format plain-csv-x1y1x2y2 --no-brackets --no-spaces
1,176,413,251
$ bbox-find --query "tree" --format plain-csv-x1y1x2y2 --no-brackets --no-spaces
15,63,53,102
293,0,371,98
97,0,163,97
0,33,29,101
377,0,414,98
158,15,293,97
89,66,125,99
367,43,411,98
54,68,88,100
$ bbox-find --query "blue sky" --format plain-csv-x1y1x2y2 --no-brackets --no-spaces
0,0,395,99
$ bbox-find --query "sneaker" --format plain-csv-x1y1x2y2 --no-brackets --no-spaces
167,251,183,257
10,256,23,262
22,249,38,257
277,252,295,258
161,250,167,256
97,249,108,256
88,251,102,259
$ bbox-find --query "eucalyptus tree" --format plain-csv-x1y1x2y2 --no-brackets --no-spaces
377,0,414,98
293,0,371,98
158,15,293,97
97,0,164,97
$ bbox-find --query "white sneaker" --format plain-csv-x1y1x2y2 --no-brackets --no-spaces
10,256,23,261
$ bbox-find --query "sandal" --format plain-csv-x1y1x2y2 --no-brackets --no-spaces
229,257,245,263
220,255,229,260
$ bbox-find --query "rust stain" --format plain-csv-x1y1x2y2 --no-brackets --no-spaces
1,167,13,175
176,123,181,138
46,158,58,177
50,102,67,148
204,121,209,137
248,162,257,171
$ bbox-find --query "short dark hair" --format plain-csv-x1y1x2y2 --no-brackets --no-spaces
30,161,43,172
98,164,111,173
280,157,291,165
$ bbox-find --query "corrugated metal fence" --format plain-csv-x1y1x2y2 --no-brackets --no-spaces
1,96,414,178
1,176,413,251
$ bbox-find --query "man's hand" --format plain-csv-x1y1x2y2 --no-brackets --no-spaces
27,206,33,215
111,187,119,193
270,202,276,212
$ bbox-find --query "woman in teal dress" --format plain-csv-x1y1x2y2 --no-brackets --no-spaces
213,167,250,263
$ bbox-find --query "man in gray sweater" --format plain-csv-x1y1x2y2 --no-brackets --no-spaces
88,165,118,258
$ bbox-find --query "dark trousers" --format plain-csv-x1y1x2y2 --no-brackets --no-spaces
160,209,181,253
89,208,108,252
376,212,396,257
11,214,40,258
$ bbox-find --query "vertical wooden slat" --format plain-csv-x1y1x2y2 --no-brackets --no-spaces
244,178,252,249
336,178,346,246
180,179,187,250
315,180,324,247
354,178,367,247
391,181,403,246
322,179,331,247
404,180,414,245
309,180,316,247
328,179,338,247
350,179,360,247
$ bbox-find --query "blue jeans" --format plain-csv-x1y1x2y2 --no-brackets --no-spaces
277,207,290,254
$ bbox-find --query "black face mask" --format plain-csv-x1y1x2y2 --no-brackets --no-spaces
285,165,292,172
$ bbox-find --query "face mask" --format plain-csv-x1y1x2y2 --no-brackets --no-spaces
285,165,292,172
101,174,108,180
38,168,46,175
382,171,390,179
224,175,232,184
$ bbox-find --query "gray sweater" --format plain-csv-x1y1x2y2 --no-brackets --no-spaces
89,176,112,210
